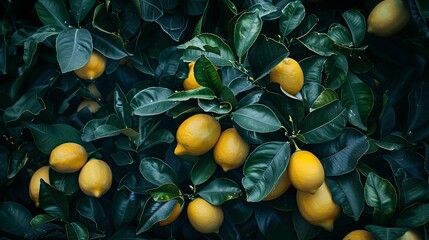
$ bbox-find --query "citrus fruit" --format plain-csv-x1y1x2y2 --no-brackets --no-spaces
343,229,375,240
367,0,410,37
183,62,202,90
159,197,184,226
187,197,224,234
213,127,250,172
263,169,291,201
399,229,423,240
86,83,101,99
77,99,101,113
269,57,304,96
49,142,88,173
74,51,106,80
296,181,341,231
28,166,50,207
174,114,221,156
78,159,113,198
287,150,325,193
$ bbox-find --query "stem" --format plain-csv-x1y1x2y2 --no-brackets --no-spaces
290,138,300,151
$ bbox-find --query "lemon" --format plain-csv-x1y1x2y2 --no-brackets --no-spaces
213,128,250,172
159,198,184,226
49,142,88,173
399,229,423,240
28,166,50,207
269,57,304,96
86,83,101,100
183,62,202,90
77,99,101,113
74,51,106,80
78,159,112,198
174,114,221,156
367,0,410,37
296,181,341,231
343,229,375,240
263,169,291,201
287,150,325,194
187,197,224,234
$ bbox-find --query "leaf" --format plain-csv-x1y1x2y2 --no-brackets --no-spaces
70,0,96,24
299,55,327,84
0,202,33,237
232,104,282,133
234,11,262,58
190,155,217,186
39,180,69,220
35,0,69,29
112,189,140,229
396,203,429,228
30,214,56,228
324,53,348,90
198,178,242,205
293,211,321,240
198,99,232,114
364,172,398,225
137,198,176,234
407,81,429,131
66,222,89,240
168,87,216,101
400,178,429,206
156,11,188,42
242,141,291,202
75,196,106,234
279,1,306,37
326,171,365,220
297,100,347,144
383,150,426,180
135,0,163,22
56,28,93,73
92,31,128,60
111,151,133,166
255,206,297,240
289,14,318,39
23,26,61,68
114,85,133,128
139,157,178,186
310,88,338,111
130,87,180,116
342,9,366,46
194,55,222,95
327,23,353,47
118,170,157,194
299,32,337,56
222,67,254,95
7,146,30,179
139,128,174,151
146,184,181,202
220,0,238,14
365,225,408,240
49,170,80,196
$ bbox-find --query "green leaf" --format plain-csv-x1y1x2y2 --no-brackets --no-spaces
66,222,89,240
301,82,324,108
310,88,338,111
279,1,306,37
137,198,176,234
242,141,291,202
327,23,353,47
146,184,181,202
39,180,69,220
56,28,93,73
342,9,366,46
396,203,429,228
198,99,232,114
365,225,408,240
111,151,134,166
300,55,327,84
297,100,347,144
401,178,429,206
220,0,238,14
130,87,180,116
293,211,321,240
75,196,106,234
341,72,374,131
364,172,398,225
30,214,56,228
70,0,95,24
194,55,222,95
35,0,69,29
232,104,282,133
222,67,254,95
198,178,242,205
299,32,337,56
92,31,128,60
169,87,216,101
234,11,262,58
139,128,174,151
156,11,188,42
0,202,33,237
407,82,429,131
190,154,217,186
255,206,297,240
326,171,365,220
112,188,140,229
23,26,61,68
118,170,156,194
81,117,125,142
135,0,163,22
114,85,133,128
289,14,318,39
7,146,30,179
324,53,348,90
49,170,80,196
383,150,426,180
139,157,178,186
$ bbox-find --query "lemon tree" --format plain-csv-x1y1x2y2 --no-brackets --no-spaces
1,0,429,239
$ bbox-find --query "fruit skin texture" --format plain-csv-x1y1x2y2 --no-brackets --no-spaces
49,142,88,173
183,62,202,90
343,229,375,240
263,169,291,201
296,181,341,231
77,99,101,113
213,128,250,172
269,57,304,96
187,197,224,234
158,198,183,226
367,0,410,37
78,159,113,198
74,51,106,80
287,150,325,193
28,166,50,207
174,114,221,156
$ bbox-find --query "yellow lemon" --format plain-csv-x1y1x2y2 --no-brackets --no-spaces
263,169,291,201
159,197,184,226
49,142,88,173
74,51,106,80
287,150,325,193
86,83,101,99
28,166,50,207
399,229,423,240
187,197,224,234
343,229,375,240
174,114,221,156
77,99,101,113
269,57,304,96
296,181,341,231
183,62,202,90
213,128,250,172
367,0,410,37
78,159,112,198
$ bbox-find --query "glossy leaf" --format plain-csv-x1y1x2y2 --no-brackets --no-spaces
198,178,242,205
234,11,262,58
324,53,348,90
342,9,366,46
118,170,157,194
112,189,140,229
279,1,305,37
66,222,89,240
310,88,338,111
75,196,106,234
35,0,69,29
383,150,426,180
146,183,181,202
170,88,216,102
293,211,321,240
327,23,353,47
190,155,217,186
70,0,95,24
289,14,318,39
135,0,163,22
137,198,176,234
156,11,188,42
56,28,93,73
194,55,222,95
232,104,282,133
396,203,429,228
300,55,327,84
220,0,238,14
0,202,33,237
401,178,429,206
139,157,178,186
198,99,232,114
7,146,30,179
266,89,305,132
49,170,79,196
139,128,175,151
39,180,69,220
131,87,180,116
114,85,133,128
407,81,429,131
92,31,128,60
23,26,61,68
255,206,297,239
30,214,56,228
366,225,408,240
222,67,254,95
299,32,337,56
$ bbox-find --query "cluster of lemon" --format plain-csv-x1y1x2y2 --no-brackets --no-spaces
29,143,112,207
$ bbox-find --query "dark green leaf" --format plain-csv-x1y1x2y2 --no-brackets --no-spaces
234,11,262,58
7,146,30,179
299,32,337,56
92,31,128,60
156,11,188,42
198,99,232,114
76,196,106,234
327,23,353,47
255,206,297,240
293,211,321,240
35,0,69,29
198,178,242,205
135,0,163,22
301,82,325,108
190,155,217,186
396,203,429,228
56,28,93,73
66,222,89,240
130,87,180,116
194,55,222,95
342,9,366,46
112,188,140,229
39,180,69,220
0,202,33,237
232,104,282,133
30,214,56,228
118,170,157,194
310,88,338,111
139,157,178,186
114,85,133,128
266,89,305,132
23,26,61,68
49,170,80,196
220,0,237,14
137,198,176,234
279,1,306,37
111,151,134,166
146,184,181,202
324,53,348,90
289,14,318,39
300,55,327,84
139,128,174,151
407,81,429,131
401,178,429,206
70,0,96,24
365,225,408,240
222,67,254,95
383,150,426,180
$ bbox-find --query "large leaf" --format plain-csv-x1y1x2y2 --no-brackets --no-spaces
145,184,181,202
56,28,93,73
324,53,348,90
242,141,290,202
130,87,180,116
168,87,216,101
289,14,318,39
114,85,133,128
365,225,408,240
293,211,321,240
194,55,222,95
232,104,282,133
364,172,398,225
35,0,69,29
198,178,242,205
0,202,34,237
190,155,217,186
23,26,61,68
407,81,429,131
342,9,366,46
75,196,106,234
118,170,157,194
137,198,176,234
135,0,163,22
112,188,140,229
383,150,426,180
266,89,305,132
299,55,327,84
139,157,178,186
92,31,128,60
327,23,353,47
234,11,262,58
66,222,89,240
255,206,297,240
49,170,79,196
299,32,337,56
70,0,96,24
396,203,429,228
39,180,69,220
156,11,188,42
279,1,305,37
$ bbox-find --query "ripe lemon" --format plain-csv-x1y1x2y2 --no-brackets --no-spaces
296,181,341,231
74,51,106,80
28,166,50,207
399,229,423,240
183,62,202,90
263,169,291,201
77,99,101,113
86,83,101,99
174,114,221,156
343,229,375,240
49,142,88,173
269,57,304,96
187,197,224,234
159,198,184,226
213,128,250,172
367,0,410,37
287,150,325,194
78,159,112,198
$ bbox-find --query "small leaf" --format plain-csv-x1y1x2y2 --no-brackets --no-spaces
279,1,306,37
56,28,93,73
198,178,242,205
190,155,217,186
49,170,80,196
342,9,366,46
194,55,222,95
66,222,89,240
114,85,133,128
139,157,178,186
23,26,61,68
39,180,69,220
35,0,69,29
232,104,282,133
310,88,338,111
234,11,262,58
198,99,232,114
396,203,429,228
299,32,337,56
130,87,180,116
30,214,56,228
146,184,181,202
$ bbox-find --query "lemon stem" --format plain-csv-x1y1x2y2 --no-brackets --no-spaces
290,138,300,151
